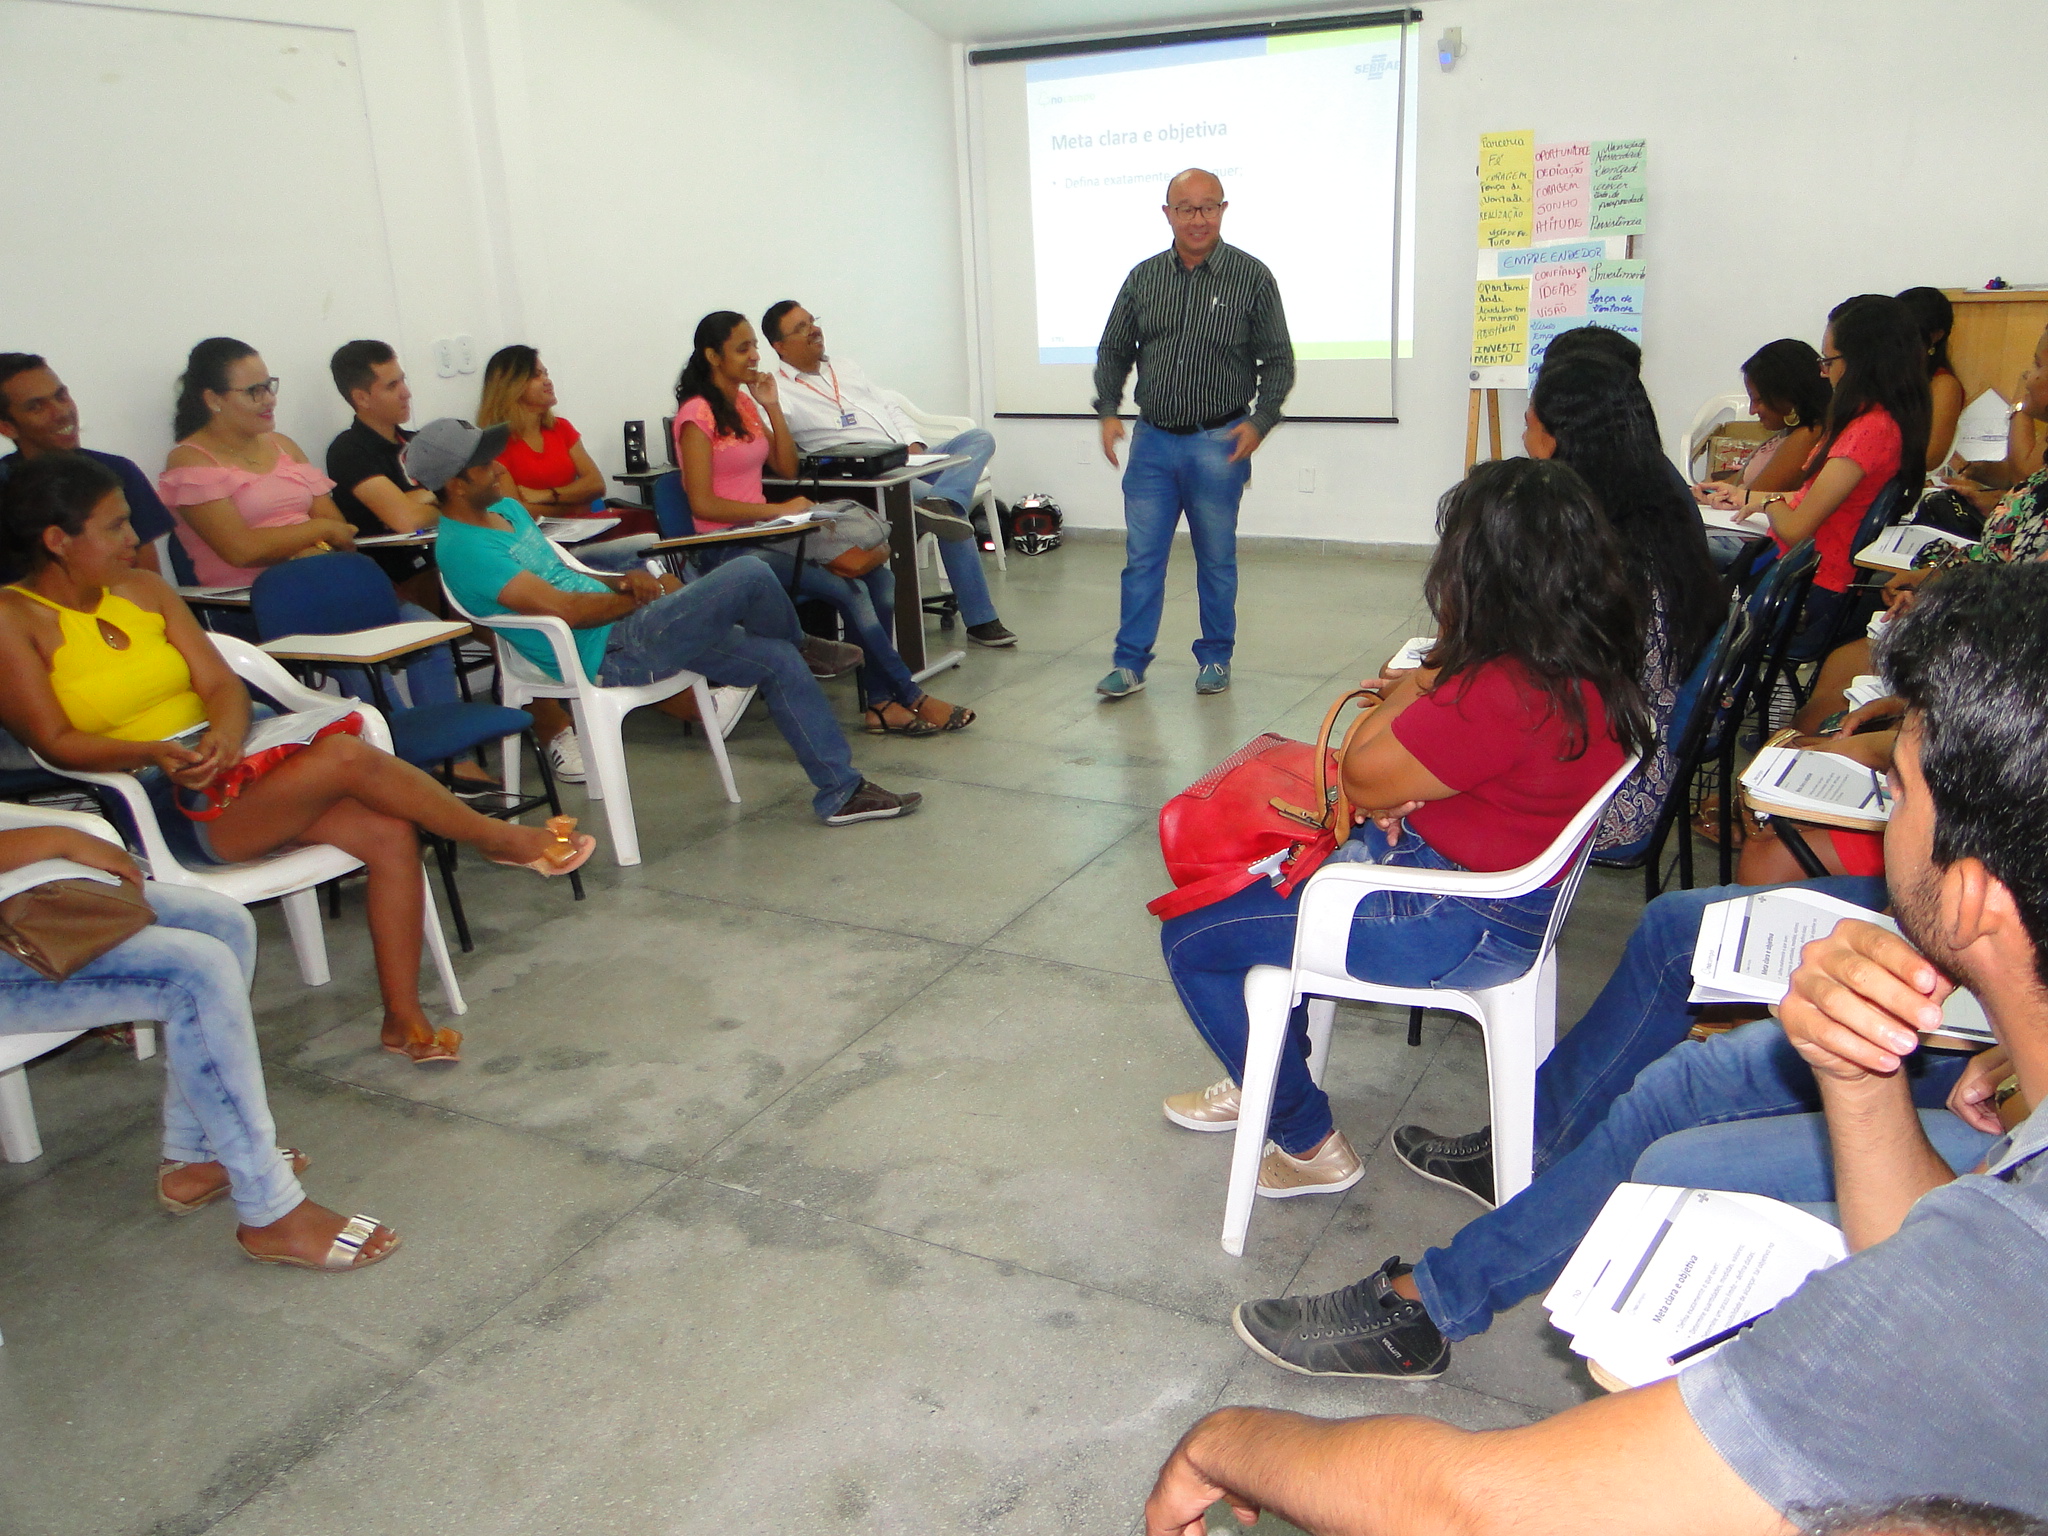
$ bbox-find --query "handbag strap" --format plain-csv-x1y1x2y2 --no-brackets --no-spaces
1313,688,1379,835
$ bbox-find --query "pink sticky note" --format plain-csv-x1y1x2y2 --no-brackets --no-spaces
1532,142,1591,241
1529,263,1589,320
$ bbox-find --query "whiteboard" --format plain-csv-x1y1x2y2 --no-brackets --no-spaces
0,0,402,473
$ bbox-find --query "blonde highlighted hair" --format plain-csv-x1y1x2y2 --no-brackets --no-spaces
477,344,553,433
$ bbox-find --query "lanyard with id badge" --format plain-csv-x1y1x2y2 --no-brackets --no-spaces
793,363,860,430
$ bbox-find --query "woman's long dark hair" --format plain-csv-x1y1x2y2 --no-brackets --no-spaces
1742,338,1831,430
1423,458,1652,761
1895,286,1955,377
172,336,257,440
1529,351,1720,670
673,312,752,441
1816,295,1931,506
0,450,121,579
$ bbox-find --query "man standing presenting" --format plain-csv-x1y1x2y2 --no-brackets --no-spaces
1093,169,1293,699
763,302,1016,648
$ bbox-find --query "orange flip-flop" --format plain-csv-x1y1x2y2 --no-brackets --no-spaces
383,1027,462,1065
488,815,597,878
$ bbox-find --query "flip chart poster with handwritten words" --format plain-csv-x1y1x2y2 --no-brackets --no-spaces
1470,133,1646,387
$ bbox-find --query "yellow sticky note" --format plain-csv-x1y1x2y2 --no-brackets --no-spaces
1478,130,1535,249
1472,278,1530,367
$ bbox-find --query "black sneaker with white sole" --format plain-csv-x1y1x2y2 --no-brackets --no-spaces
1391,1123,1496,1209
1232,1257,1449,1379
823,779,923,826
966,620,1016,648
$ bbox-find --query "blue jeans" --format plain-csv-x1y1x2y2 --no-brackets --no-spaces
1633,1108,1996,1202
1409,880,1979,1341
595,556,862,818
0,883,302,1226
916,428,1000,629
1115,419,1251,673
574,534,659,573
1161,823,1556,1156
716,545,922,708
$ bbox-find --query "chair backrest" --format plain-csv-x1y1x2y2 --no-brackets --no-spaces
249,552,401,640
651,470,695,540
1679,391,1754,478
161,530,198,585
438,577,594,693
661,414,677,466
1529,754,1645,961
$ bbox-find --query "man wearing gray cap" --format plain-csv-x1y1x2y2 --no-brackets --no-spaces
412,419,921,826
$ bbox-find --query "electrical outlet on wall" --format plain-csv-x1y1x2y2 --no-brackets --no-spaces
433,338,457,378
453,335,477,374
1297,467,1316,494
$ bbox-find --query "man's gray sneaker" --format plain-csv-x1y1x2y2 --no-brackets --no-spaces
915,498,976,543
1391,1123,1496,1209
799,634,865,678
1232,1257,1449,1379
823,779,923,826
1096,666,1146,699
1196,662,1231,694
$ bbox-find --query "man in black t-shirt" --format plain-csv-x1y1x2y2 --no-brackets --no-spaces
325,340,440,603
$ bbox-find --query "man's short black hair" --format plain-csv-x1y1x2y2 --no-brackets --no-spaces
0,353,49,423
761,300,802,347
329,339,396,406
1801,1497,2048,1536
1539,325,1642,378
1881,561,2048,986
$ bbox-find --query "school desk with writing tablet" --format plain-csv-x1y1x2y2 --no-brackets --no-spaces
763,454,970,682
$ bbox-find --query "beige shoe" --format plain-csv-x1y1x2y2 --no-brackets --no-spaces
1163,1078,1241,1132
1257,1131,1365,1199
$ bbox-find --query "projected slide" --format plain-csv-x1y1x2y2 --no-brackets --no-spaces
1026,27,1411,366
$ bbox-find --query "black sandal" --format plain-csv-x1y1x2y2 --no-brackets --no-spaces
914,697,975,732
864,705,940,738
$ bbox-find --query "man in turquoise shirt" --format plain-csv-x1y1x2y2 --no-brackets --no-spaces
417,419,919,826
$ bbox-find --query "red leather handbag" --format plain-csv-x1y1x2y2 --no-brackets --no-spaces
1147,689,1378,920
180,711,365,822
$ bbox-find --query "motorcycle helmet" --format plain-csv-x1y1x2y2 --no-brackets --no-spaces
1010,493,1064,556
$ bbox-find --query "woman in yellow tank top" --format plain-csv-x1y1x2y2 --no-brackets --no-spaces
0,453,595,1064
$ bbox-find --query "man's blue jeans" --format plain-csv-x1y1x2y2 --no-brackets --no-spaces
1633,1108,1996,1207
915,428,1000,629
1161,823,1555,1157
1408,877,1979,1341
0,883,303,1226
714,545,922,708
596,556,862,818
1115,420,1251,673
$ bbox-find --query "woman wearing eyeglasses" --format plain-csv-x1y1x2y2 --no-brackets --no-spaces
158,337,358,588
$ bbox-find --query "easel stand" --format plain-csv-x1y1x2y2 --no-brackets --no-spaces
1465,389,1504,469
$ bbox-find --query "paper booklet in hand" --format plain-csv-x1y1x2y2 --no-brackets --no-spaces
1688,887,1994,1045
243,702,359,755
1739,743,1890,820
1390,636,1435,671
1855,523,1976,572
1545,1182,1847,1388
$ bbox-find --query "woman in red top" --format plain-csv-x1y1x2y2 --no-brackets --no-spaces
477,346,606,516
1157,459,1651,1194
1706,295,1930,646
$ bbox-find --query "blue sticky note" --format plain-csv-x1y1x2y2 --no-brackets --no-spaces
1526,315,1574,386
1588,278,1644,315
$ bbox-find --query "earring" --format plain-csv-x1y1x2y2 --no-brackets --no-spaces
1782,410,1799,428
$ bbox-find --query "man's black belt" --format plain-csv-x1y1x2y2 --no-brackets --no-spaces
1146,410,1247,435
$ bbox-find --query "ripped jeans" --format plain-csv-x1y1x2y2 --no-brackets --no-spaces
1160,821,1556,1155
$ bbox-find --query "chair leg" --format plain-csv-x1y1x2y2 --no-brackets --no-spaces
568,698,602,801
432,837,473,954
1304,998,1336,1085
502,731,525,801
529,727,583,902
326,878,342,920
581,707,644,867
0,1063,43,1163
1223,965,1296,1257
1477,962,1559,1206
280,887,332,986
418,870,467,1015
1407,1006,1425,1047
691,681,742,805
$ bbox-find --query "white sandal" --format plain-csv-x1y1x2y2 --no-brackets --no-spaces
237,1212,399,1272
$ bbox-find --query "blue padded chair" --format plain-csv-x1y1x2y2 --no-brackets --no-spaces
248,553,581,949
651,470,696,541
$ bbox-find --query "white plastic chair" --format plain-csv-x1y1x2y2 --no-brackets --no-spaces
1678,392,1754,481
882,388,1006,573
29,634,466,1015
1221,755,1640,1257
440,575,739,868
0,801,158,1166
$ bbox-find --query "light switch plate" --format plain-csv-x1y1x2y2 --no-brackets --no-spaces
433,338,457,379
453,335,477,374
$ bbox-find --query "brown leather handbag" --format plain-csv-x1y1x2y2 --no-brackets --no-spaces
0,875,157,981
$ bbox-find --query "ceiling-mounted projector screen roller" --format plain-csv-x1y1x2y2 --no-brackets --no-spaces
969,12,1417,421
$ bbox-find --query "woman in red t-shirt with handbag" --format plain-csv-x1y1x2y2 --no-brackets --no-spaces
1704,294,1931,648
1157,459,1652,1195
477,346,607,517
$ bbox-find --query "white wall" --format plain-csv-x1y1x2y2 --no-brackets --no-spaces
981,0,2048,543
2,0,966,491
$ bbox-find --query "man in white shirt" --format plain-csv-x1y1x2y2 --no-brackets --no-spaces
763,301,1015,647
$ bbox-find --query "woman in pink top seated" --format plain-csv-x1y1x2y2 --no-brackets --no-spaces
159,337,357,587
672,311,972,737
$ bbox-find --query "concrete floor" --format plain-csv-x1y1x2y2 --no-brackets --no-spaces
0,538,1650,1535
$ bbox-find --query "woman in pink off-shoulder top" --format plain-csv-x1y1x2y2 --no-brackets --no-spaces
158,337,357,587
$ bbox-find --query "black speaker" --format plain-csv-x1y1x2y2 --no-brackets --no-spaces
623,420,649,474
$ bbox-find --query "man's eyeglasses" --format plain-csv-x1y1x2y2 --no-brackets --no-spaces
1168,202,1226,220
1817,354,1844,372
786,318,824,342
225,378,282,401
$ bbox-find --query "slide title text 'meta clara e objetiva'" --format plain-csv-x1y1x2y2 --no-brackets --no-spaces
1047,121,1228,152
